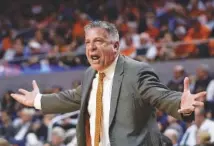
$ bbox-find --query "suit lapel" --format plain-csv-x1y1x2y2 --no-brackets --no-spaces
109,55,125,128
81,69,96,107
77,68,96,146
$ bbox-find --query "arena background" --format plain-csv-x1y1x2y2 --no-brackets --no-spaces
0,0,214,145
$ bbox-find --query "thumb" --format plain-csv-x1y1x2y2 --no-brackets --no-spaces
32,80,39,92
183,77,190,92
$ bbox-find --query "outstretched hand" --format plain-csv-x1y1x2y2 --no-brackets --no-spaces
178,77,206,115
11,80,40,107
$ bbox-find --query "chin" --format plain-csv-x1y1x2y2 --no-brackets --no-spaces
91,64,104,71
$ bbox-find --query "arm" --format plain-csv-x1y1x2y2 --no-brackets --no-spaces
41,85,82,114
136,65,193,121
11,80,82,115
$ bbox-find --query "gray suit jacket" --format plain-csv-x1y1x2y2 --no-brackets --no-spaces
41,55,193,146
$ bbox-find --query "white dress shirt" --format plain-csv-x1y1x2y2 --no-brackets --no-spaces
34,56,119,146
206,80,214,101
180,119,214,146
88,56,118,146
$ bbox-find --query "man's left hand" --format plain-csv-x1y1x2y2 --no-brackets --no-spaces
178,77,206,115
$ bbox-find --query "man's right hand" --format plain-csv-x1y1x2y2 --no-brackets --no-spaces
11,80,40,107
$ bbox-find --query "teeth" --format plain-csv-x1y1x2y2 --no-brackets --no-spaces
92,56,99,60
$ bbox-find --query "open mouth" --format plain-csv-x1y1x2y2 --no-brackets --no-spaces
91,55,100,61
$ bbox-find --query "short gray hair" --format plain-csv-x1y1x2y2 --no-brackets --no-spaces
84,21,119,42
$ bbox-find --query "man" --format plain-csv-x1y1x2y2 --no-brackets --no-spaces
193,64,212,94
11,21,206,146
164,129,179,146
180,107,214,146
167,65,186,92
0,138,10,146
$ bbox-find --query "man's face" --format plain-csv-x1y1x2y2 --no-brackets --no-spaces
196,68,207,80
85,27,119,71
51,134,63,145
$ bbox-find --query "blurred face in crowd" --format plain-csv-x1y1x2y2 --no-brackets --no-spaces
191,0,199,9
35,30,43,42
1,111,10,124
20,112,32,123
173,69,184,79
85,27,119,71
51,134,64,146
196,67,208,80
13,38,24,54
193,21,201,31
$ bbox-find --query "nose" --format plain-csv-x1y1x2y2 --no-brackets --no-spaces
87,42,97,51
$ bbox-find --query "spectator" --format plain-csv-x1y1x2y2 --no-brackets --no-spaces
135,32,157,61
29,114,55,142
165,115,183,141
193,64,212,95
0,111,16,140
196,130,211,145
174,25,197,59
186,19,211,58
164,128,179,146
119,33,136,58
46,126,66,146
1,29,13,52
25,133,43,146
206,79,214,101
13,108,35,141
3,37,25,63
180,107,214,146
167,65,186,92
0,138,10,146
1,90,20,116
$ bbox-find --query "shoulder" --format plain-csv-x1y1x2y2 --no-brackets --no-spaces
123,56,159,79
186,124,197,132
123,56,154,72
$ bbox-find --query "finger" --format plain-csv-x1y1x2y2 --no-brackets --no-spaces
194,91,207,100
193,101,204,107
32,80,39,91
10,93,26,104
178,106,194,113
18,88,29,95
183,77,190,92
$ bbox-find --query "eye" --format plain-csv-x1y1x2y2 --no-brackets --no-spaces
94,39,104,44
85,41,90,44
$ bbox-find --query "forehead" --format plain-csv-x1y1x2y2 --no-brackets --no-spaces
85,27,110,40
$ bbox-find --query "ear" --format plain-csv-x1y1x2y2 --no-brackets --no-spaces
113,41,119,52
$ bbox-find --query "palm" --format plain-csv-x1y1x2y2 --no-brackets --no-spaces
178,77,206,114
11,80,40,107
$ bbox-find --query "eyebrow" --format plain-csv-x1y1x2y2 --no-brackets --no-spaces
85,37,106,41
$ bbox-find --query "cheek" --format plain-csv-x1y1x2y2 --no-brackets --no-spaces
85,49,90,58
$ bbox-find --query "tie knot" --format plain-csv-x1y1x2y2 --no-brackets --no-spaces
99,73,105,80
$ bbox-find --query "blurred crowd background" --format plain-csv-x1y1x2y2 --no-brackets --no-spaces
1,0,214,145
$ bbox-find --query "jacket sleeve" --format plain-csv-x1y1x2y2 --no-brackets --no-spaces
41,85,81,114
136,65,194,121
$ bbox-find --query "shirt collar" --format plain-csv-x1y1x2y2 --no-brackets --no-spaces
99,55,119,79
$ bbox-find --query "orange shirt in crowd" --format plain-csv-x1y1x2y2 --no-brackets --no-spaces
120,45,136,57
72,20,89,39
208,40,214,56
189,9,205,18
119,23,129,35
187,24,211,40
2,37,12,51
175,36,197,57
146,26,160,40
